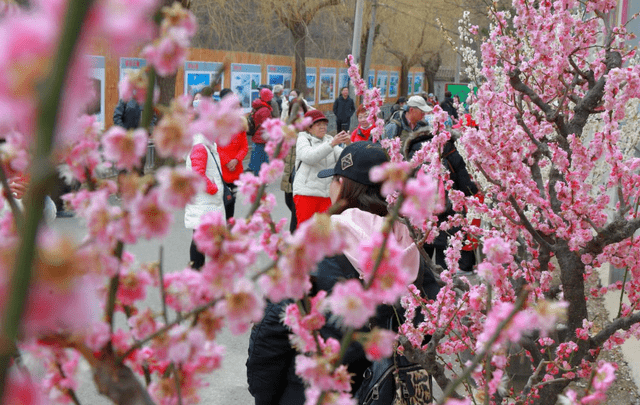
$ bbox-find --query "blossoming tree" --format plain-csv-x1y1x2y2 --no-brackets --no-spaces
0,0,639,404
410,0,640,403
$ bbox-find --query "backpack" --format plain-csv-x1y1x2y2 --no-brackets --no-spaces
246,110,257,137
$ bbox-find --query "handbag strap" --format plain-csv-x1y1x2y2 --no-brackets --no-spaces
204,144,225,183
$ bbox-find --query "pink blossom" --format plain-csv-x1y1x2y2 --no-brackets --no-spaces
155,166,203,208
295,356,352,392
362,328,397,361
591,361,616,391
283,293,327,353
261,118,285,143
235,172,262,205
128,308,161,340
325,279,376,328
142,28,189,77
482,236,512,264
159,2,197,37
369,161,411,196
164,268,212,312
128,189,173,239
214,278,264,335
152,114,193,158
580,391,606,405
358,232,414,303
189,95,245,146
101,126,148,171
258,159,284,184
88,0,159,56
443,400,471,405
2,368,45,405
193,210,229,257
266,215,347,301
401,169,442,224
117,70,150,105
117,255,153,305
84,321,111,352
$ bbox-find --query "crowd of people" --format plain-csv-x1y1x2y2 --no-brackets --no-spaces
99,84,474,405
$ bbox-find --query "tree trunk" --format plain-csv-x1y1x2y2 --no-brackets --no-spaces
399,62,409,98
291,21,308,95
157,75,176,107
424,70,435,94
422,53,441,96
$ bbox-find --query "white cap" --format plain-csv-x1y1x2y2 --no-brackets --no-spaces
407,95,433,113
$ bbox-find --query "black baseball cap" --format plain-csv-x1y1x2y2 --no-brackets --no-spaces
318,141,389,186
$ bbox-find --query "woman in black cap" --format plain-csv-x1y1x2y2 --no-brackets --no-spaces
247,141,440,404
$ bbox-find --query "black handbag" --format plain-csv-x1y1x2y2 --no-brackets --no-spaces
355,351,432,405
209,146,235,210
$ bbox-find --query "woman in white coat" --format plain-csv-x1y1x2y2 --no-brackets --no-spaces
184,133,224,269
292,110,350,225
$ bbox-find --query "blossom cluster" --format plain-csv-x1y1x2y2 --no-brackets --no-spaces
3,0,640,403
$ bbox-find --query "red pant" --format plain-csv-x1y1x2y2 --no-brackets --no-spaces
293,195,332,225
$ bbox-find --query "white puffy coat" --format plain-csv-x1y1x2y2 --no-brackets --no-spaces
184,134,224,229
292,131,343,198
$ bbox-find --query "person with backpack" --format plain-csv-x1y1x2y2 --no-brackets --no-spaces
383,96,431,148
404,129,479,274
248,88,273,175
350,105,376,143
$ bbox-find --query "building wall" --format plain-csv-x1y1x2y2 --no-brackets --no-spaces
99,47,423,129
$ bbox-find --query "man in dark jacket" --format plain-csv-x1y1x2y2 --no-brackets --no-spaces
332,86,356,132
440,91,459,122
113,99,143,129
404,129,478,274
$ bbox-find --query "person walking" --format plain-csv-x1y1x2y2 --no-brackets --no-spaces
216,88,249,220
248,88,273,175
332,86,355,132
280,96,309,233
184,133,225,270
292,110,349,225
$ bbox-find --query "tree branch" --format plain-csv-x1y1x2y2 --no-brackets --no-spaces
590,311,640,350
582,215,640,256
508,68,572,140
568,51,622,137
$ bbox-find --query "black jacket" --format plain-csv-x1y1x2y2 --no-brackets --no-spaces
246,254,440,404
440,97,458,120
405,131,478,246
333,96,356,122
113,99,142,129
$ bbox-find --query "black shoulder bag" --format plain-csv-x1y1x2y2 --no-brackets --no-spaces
355,345,432,405
208,146,235,211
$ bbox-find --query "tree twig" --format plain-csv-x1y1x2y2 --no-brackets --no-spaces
0,0,96,398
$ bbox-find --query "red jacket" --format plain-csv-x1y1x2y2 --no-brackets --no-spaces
350,125,375,143
217,130,249,183
190,144,219,195
251,98,272,144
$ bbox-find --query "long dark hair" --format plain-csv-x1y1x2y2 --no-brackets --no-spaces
333,176,388,217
